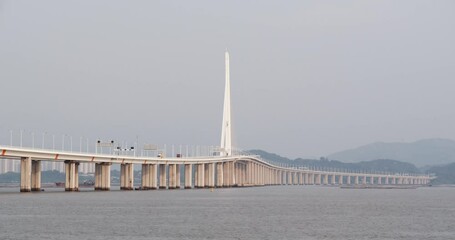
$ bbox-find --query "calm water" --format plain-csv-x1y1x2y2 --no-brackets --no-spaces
0,186,454,240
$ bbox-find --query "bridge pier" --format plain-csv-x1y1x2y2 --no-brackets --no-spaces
65,161,79,191
169,164,177,189
120,163,134,190
20,157,32,192
339,175,343,185
216,162,223,187
184,164,192,189
331,174,336,185
223,162,229,187
204,164,210,188
95,162,111,191
176,164,181,189
141,164,150,190
159,164,167,189
31,160,41,191
195,163,205,188
323,174,329,185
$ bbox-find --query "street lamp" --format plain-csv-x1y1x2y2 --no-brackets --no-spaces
20,129,23,147
42,132,47,149
31,132,35,149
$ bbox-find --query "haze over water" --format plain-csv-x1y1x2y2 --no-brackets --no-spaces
1,186,454,240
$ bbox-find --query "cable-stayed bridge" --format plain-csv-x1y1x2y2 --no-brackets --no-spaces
0,51,432,192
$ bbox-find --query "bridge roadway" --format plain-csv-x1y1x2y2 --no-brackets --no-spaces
0,146,431,192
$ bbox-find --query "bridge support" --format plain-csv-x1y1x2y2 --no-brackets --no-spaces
159,164,167,189
184,164,192,189
339,175,343,185
206,163,215,188
120,163,134,190
31,160,41,191
95,162,110,191
65,161,79,191
223,162,229,187
216,162,224,187
347,175,351,185
195,163,205,188
176,164,181,189
169,164,177,189
20,157,32,192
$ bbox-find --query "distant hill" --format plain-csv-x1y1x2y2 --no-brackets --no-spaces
249,150,421,174
327,139,455,167
425,163,455,185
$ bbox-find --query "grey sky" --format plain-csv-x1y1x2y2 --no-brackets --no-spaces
1,1,454,158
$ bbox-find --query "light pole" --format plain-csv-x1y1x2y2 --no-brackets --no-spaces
62,134,65,151
70,136,73,152
52,134,55,150
9,130,12,146
31,132,35,149
20,129,23,147
42,132,47,149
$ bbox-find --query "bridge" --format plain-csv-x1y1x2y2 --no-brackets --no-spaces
0,51,432,192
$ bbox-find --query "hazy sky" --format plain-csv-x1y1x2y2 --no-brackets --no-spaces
1,1,454,158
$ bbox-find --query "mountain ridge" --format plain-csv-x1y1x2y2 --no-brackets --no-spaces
327,138,455,167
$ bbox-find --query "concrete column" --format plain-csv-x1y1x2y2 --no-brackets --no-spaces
385,176,389,185
316,174,321,185
176,164,181,189
149,164,158,189
141,164,150,190
230,161,236,186
120,163,134,190
324,174,329,185
159,164,167,189
216,162,224,187
195,163,205,188
65,161,79,191
370,176,375,185
95,163,111,191
207,163,215,188
362,175,367,184
355,176,359,185
339,175,343,185
20,157,32,192
169,164,177,189
223,162,229,187
331,174,336,185
31,160,41,192
184,164,192,189
95,163,101,190
347,175,351,185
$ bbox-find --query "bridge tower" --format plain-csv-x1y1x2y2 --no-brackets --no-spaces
220,50,232,156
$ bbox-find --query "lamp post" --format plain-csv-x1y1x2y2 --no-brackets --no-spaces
20,129,23,147
42,132,47,149
31,132,35,149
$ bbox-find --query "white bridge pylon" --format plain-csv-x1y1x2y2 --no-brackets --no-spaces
220,50,232,157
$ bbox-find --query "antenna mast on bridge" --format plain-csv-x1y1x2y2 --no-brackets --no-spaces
220,50,232,156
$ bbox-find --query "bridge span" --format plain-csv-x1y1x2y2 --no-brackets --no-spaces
0,51,432,192
0,145,431,192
